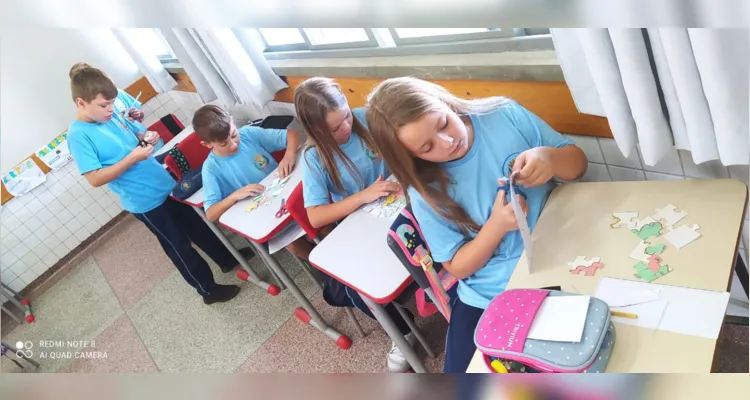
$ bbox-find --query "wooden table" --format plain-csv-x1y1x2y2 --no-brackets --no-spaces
467,179,747,373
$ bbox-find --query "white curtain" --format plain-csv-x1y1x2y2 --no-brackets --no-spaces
159,28,287,119
552,28,749,166
111,29,177,93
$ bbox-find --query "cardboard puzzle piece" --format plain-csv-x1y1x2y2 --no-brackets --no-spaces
628,240,651,262
569,261,604,276
567,256,600,271
663,224,701,249
633,254,672,283
652,204,687,228
610,212,639,229
631,219,664,241
645,243,666,255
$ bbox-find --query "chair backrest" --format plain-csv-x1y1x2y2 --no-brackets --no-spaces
164,132,210,180
387,205,457,321
286,183,320,241
148,114,185,142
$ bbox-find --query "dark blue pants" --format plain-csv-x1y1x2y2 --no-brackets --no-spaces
133,197,238,296
444,296,485,373
321,274,412,336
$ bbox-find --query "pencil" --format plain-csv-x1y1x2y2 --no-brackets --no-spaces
611,310,638,319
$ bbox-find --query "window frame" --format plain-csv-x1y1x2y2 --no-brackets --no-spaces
387,28,516,45
257,28,378,53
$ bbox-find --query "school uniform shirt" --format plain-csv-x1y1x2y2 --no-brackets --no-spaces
114,89,164,153
202,125,288,211
408,100,575,310
302,107,389,207
68,111,175,214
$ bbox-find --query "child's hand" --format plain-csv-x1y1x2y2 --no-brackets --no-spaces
359,175,401,204
126,107,144,122
513,147,554,187
129,144,154,162
278,156,296,178
144,131,160,145
230,184,265,201
489,184,528,232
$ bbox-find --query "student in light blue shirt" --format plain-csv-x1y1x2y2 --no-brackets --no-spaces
67,66,248,305
365,77,588,373
69,62,164,152
295,77,416,373
193,104,312,260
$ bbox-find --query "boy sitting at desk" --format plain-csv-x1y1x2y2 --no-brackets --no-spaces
194,105,314,260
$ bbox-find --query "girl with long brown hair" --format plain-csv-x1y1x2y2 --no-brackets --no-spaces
295,77,418,373
365,77,587,373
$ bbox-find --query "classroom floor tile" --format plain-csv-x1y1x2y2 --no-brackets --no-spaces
126,250,317,373
1,256,123,373
237,293,448,373
712,323,749,373
57,314,158,373
92,216,175,310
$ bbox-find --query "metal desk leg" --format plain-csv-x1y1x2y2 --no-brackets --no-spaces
248,240,353,350
190,206,283,295
1,305,22,324
360,296,427,373
290,254,366,338
394,303,436,358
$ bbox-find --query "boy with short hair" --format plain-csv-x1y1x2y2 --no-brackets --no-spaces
193,104,313,259
67,66,250,305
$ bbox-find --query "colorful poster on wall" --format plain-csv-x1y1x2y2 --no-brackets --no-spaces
1,158,46,197
37,132,73,170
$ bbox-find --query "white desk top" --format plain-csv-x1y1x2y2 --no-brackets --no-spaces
218,164,302,243
154,124,193,157
308,205,413,303
174,187,204,208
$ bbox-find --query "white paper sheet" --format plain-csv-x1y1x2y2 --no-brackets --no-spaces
1,158,46,197
37,132,73,171
527,295,590,342
594,277,730,339
268,221,307,255
509,174,533,272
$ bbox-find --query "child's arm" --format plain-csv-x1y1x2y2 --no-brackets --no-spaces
441,188,526,279
278,128,301,178
83,145,153,187
513,145,587,187
205,184,264,221
306,175,399,228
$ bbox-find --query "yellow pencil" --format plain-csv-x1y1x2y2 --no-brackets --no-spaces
611,310,638,319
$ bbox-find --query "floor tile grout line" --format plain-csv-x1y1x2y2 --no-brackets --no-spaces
91,251,163,372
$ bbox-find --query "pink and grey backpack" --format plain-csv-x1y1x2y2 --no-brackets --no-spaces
387,206,458,321
474,289,616,373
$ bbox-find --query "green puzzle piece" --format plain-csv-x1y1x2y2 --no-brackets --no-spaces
633,262,672,283
631,222,663,241
645,243,666,255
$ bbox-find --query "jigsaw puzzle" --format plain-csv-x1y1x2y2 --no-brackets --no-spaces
245,175,292,213
652,204,688,228
631,218,664,241
628,241,651,262
363,190,407,219
569,261,604,276
567,256,600,270
633,253,672,282
663,224,701,249
644,243,666,255
610,212,639,229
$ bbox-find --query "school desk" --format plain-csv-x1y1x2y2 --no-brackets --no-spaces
308,205,437,373
217,163,353,348
466,179,747,373
154,124,193,157
169,186,283,295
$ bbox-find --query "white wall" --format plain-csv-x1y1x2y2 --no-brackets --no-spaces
0,28,141,171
